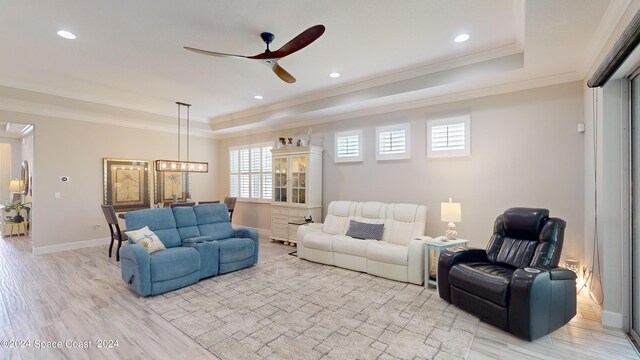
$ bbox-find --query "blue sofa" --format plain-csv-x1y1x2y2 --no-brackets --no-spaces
119,203,259,296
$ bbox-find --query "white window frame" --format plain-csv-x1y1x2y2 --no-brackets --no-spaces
376,123,411,161
229,142,273,203
334,129,363,163
426,115,471,158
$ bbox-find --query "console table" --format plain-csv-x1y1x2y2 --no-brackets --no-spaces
424,238,470,290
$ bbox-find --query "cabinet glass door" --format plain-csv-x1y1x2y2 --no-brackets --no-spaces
290,155,307,204
273,157,288,203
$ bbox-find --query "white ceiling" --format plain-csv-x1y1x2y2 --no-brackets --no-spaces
0,0,625,136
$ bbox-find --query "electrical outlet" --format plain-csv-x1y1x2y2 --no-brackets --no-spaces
95,223,102,230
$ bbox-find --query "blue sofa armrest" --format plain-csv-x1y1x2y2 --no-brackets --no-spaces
234,227,259,264
119,244,152,297
183,241,219,279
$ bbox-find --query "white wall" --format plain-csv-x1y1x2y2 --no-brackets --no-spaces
220,81,585,256
0,110,220,251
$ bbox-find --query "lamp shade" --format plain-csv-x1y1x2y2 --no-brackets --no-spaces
9,179,22,192
441,200,461,223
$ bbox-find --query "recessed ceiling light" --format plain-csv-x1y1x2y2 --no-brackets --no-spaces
253,95,263,100
454,33,470,43
329,72,341,78
57,30,76,40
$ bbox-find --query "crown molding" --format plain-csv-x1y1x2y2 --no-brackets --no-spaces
0,69,581,142
208,43,523,125
0,77,196,122
0,96,216,139
219,71,582,139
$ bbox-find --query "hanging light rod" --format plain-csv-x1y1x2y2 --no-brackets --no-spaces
156,102,209,173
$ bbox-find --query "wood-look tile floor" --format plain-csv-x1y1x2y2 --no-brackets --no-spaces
0,235,637,359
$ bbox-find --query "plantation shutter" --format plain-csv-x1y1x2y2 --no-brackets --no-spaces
431,123,465,152
379,129,406,155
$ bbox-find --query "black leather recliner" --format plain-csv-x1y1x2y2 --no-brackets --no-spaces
438,207,576,341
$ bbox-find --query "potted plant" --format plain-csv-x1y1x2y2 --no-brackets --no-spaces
4,199,31,223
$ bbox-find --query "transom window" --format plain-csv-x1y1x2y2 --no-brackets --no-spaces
376,123,411,160
229,143,272,201
335,129,363,162
427,115,470,158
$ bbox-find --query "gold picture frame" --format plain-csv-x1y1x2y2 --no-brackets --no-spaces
103,158,151,211
154,165,190,206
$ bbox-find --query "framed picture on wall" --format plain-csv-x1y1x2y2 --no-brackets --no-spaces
154,165,190,205
103,158,151,211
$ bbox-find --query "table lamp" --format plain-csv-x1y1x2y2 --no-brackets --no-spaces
9,179,21,193
441,198,461,240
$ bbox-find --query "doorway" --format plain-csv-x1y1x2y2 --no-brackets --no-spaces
0,123,34,239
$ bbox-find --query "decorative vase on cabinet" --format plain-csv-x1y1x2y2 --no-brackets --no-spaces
270,146,323,246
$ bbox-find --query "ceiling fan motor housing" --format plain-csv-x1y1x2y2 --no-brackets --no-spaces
260,32,275,45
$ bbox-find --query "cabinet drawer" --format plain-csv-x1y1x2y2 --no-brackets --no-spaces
289,209,309,217
272,224,288,237
272,208,289,215
272,213,288,222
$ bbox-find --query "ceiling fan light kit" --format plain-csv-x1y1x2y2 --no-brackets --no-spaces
184,24,326,83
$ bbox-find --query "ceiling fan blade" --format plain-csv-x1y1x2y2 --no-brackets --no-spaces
267,24,325,59
272,63,296,83
184,46,248,59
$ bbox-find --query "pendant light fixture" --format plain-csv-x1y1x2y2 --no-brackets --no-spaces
156,102,209,173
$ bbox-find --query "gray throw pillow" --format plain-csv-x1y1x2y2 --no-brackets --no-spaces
345,220,384,240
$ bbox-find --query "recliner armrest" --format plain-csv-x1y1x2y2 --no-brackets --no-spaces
509,267,577,340
119,244,152,297
296,223,324,259
234,227,259,264
549,267,577,281
437,248,487,301
234,227,258,241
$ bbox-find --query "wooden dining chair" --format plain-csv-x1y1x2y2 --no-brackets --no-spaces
224,197,237,222
100,204,126,261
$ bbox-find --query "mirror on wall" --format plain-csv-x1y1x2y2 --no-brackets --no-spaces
20,160,29,195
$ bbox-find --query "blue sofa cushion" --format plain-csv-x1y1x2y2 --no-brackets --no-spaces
218,238,255,263
126,208,182,248
173,207,201,240
194,204,234,240
150,247,200,282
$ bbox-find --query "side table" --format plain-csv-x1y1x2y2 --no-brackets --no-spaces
424,238,470,290
5,221,29,237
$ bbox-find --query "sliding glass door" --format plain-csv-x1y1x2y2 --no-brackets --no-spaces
631,75,640,344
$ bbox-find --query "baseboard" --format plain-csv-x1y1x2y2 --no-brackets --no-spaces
32,237,111,255
602,310,624,329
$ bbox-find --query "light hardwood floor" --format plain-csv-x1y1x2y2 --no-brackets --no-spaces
0,235,637,359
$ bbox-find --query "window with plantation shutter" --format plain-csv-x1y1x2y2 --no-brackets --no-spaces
335,129,363,163
376,123,411,160
427,115,470,158
229,142,273,202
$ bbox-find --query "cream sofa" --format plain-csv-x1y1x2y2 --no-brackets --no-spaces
296,201,428,285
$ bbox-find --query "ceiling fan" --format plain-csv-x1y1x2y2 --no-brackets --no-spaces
184,24,325,84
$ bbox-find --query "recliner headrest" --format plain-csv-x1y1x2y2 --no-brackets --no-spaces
503,207,549,240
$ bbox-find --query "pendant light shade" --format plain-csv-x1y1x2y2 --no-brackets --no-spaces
157,102,209,173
